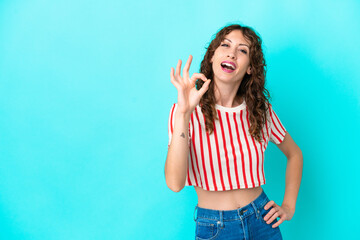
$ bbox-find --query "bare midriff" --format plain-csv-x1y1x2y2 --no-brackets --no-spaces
194,186,264,211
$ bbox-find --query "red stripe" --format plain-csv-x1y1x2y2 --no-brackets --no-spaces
263,118,269,183
186,121,193,186
213,117,226,190
191,113,202,188
265,112,270,141
170,104,175,134
233,111,246,188
189,147,198,186
261,127,266,152
247,113,261,187
227,112,240,189
203,114,217,191
217,109,233,190
186,161,191,186
245,109,255,187
271,130,282,143
195,108,209,190
261,128,266,184
239,110,249,188
265,117,270,149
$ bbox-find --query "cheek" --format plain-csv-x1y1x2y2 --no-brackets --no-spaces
212,60,220,71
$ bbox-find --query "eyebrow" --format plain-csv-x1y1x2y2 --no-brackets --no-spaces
224,38,249,48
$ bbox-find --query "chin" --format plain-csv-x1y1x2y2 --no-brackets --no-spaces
214,71,241,83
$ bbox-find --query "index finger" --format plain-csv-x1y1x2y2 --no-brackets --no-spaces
264,200,275,210
182,55,193,79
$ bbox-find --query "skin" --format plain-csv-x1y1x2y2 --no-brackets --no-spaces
169,30,303,228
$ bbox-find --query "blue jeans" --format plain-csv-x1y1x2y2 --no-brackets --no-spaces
193,189,283,240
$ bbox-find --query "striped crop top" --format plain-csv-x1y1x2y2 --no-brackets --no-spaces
167,100,287,191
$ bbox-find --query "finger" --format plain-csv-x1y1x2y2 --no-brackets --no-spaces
190,73,207,85
175,59,183,82
170,67,181,88
264,200,275,210
266,211,279,225
197,79,211,96
264,207,277,221
272,216,285,228
183,54,193,80
170,67,175,82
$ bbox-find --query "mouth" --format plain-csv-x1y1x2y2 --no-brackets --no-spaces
220,61,236,73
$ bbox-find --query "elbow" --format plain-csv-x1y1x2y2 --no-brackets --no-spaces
169,186,183,193
289,146,303,160
298,149,303,160
166,179,184,193
165,174,184,192
164,162,185,193
290,149,303,163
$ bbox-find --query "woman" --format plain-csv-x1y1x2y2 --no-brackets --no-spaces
165,24,303,240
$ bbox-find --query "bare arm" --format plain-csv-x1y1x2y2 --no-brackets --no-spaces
277,131,303,212
165,111,191,192
164,55,211,192
262,131,303,227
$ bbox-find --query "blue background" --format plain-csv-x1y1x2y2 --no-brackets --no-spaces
1,0,359,239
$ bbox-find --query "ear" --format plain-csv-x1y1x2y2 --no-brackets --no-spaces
247,66,252,75
210,55,214,63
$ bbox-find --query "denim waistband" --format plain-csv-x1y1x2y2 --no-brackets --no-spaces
193,189,270,222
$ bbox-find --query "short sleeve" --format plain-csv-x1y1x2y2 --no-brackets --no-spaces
268,104,287,144
167,103,192,148
168,103,177,148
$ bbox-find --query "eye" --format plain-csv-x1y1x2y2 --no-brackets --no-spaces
240,49,247,54
221,43,229,47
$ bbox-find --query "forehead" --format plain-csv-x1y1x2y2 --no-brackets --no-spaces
222,30,250,47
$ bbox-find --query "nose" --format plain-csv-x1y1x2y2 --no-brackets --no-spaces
227,52,236,59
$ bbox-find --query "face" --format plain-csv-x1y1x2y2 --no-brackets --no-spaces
210,30,252,84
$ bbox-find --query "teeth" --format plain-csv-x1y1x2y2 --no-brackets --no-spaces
221,62,235,70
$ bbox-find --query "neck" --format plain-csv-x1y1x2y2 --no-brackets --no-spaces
214,80,243,108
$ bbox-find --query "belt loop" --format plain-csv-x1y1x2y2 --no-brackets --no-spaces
251,202,260,219
193,204,198,221
219,210,224,228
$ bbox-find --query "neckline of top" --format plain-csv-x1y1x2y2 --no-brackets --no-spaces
215,100,247,112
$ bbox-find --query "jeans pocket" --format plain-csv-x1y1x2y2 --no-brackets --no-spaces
195,218,221,240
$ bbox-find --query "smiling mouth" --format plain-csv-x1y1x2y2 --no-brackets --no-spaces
220,64,235,73
221,62,236,70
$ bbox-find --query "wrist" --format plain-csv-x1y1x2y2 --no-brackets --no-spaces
175,110,191,120
281,203,295,212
